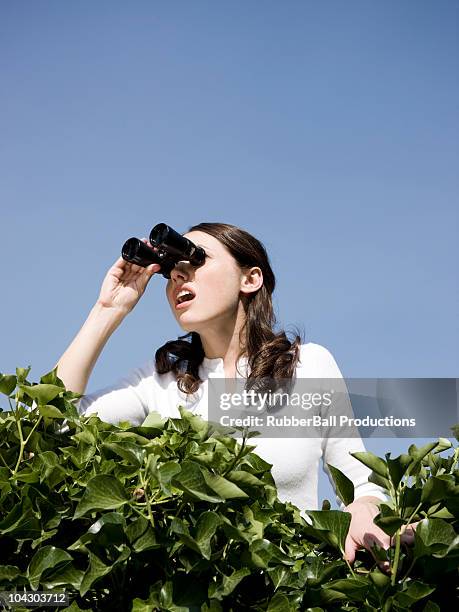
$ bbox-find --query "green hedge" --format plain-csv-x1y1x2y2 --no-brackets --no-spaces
0,367,458,611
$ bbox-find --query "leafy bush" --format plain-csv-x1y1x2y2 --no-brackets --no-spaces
0,367,458,611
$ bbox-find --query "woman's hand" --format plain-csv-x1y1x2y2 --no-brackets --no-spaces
97,239,161,315
343,496,418,573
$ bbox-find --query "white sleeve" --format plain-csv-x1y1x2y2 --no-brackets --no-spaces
76,359,157,426
312,344,390,509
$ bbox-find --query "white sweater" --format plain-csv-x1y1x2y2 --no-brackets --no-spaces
77,342,388,513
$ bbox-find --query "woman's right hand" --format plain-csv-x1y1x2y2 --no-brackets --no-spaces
96,239,162,315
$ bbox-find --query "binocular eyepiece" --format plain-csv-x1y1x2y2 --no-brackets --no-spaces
121,223,206,279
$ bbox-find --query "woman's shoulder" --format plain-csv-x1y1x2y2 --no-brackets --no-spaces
297,341,334,360
120,358,158,384
114,357,176,389
296,342,344,378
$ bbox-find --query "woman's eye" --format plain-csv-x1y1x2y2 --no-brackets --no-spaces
191,254,208,268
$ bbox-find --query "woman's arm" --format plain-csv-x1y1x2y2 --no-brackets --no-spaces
55,303,126,394
55,249,160,394
312,344,417,571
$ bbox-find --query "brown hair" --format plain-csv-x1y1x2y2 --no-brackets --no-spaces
155,222,303,393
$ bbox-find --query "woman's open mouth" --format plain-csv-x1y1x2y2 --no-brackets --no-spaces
175,289,195,310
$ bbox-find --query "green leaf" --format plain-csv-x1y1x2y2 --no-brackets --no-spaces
195,511,221,559
79,552,111,597
421,474,459,503
323,577,369,602
38,404,65,418
179,405,209,439
203,471,249,499
368,471,390,489
20,384,63,405
267,593,293,612
433,438,452,453
226,469,265,488
327,464,354,505
63,442,96,468
80,546,130,597
16,366,31,382
159,580,173,608
422,602,441,612
61,601,87,612
73,475,129,518
369,567,391,588
132,596,160,612
241,450,272,474
386,453,413,489
0,374,17,396
27,546,72,589
43,564,85,589
246,538,297,569
13,467,40,483
40,367,65,387
72,429,96,445
373,504,405,536
125,515,148,544
392,580,435,607
351,451,388,478
413,518,457,559
268,566,291,590
209,568,251,599
303,557,344,587
68,512,126,550
305,510,351,553
171,461,224,503
202,601,223,612
0,565,20,581
408,442,440,463
141,411,167,428
0,499,41,539
132,527,159,552
103,441,145,466
158,460,181,482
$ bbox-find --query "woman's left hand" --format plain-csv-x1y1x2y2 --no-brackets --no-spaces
343,495,418,573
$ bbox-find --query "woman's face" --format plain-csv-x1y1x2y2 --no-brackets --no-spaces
165,231,245,333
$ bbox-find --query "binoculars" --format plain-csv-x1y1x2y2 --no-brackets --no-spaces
121,223,206,279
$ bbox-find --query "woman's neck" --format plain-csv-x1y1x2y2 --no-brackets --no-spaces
199,306,246,372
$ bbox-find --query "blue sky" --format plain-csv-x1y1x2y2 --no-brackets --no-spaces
1,1,458,505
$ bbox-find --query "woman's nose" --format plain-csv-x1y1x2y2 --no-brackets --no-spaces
170,261,192,282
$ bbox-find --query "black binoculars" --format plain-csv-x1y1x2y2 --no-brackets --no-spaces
121,223,206,279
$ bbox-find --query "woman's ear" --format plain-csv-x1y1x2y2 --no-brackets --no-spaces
240,266,263,296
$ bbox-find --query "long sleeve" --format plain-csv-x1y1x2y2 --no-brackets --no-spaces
76,360,157,426
302,343,390,509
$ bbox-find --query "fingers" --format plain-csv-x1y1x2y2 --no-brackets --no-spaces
109,258,129,277
343,522,419,576
145,263,162,276
343,535,390,574
112,256,145,275
363,532,391,574
400,521,419,546
343,537,357,565
112,254,160,278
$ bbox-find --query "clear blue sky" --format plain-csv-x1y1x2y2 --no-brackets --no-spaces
1,1,458,505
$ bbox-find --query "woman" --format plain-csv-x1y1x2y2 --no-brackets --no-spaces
55,222,406,570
